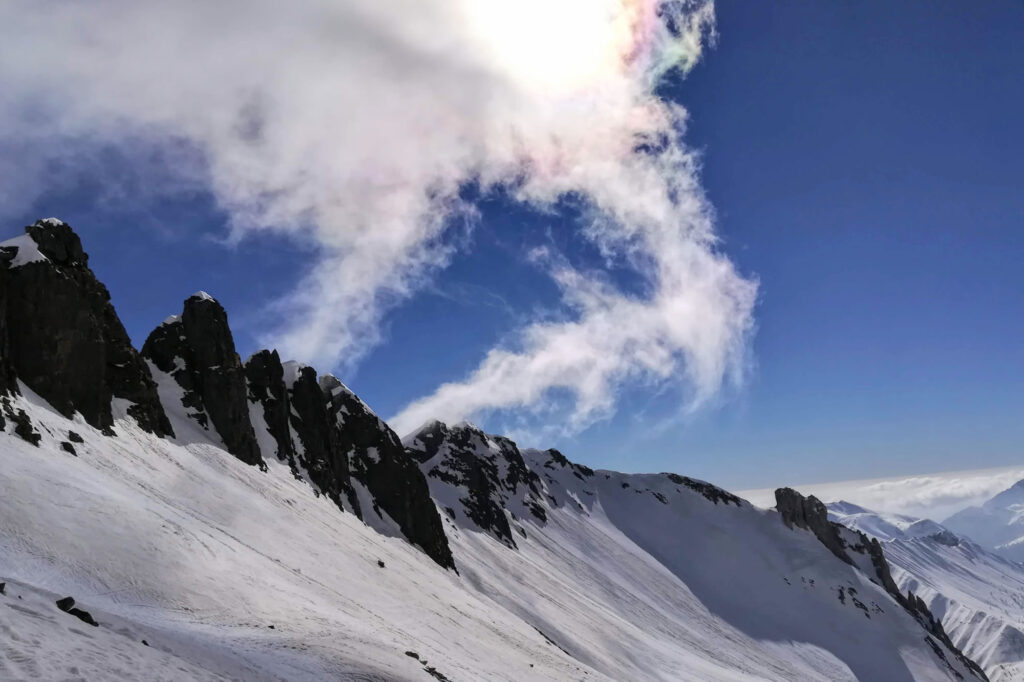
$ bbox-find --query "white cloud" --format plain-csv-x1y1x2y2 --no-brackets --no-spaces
0,0,755,434
738,464,1024,521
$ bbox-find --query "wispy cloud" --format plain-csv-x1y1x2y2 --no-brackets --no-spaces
1,0,755,435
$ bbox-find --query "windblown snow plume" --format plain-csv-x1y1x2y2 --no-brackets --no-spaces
0,0,755,434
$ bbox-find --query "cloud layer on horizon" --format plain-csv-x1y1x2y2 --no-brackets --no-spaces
739,464,1024,521
0,0,756,437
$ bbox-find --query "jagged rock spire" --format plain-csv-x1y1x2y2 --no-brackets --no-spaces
142,292,262,467
0,219,171,437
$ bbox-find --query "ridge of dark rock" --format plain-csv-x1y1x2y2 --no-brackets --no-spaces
0,219,171,437
775,487,988,680
245,350,297,468
406,421,547,548
286,364,360,515
142,293,262,467
321,375,454,569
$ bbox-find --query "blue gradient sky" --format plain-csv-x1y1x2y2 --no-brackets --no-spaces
5,1,1022,490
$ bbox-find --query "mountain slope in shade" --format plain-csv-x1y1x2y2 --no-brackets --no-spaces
944,481,1024,563
0,219,987,680
828,502,1024,682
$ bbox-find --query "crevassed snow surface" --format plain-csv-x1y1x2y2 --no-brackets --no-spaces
0,386,979,680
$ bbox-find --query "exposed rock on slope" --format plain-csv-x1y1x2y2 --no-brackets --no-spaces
776,488,987,681
285,364,360,513
405,420,547,548
142,292,263,467
0,218,451,569
0,217,994,680
322,376,454,569
244,349,296,466
0,219,171,437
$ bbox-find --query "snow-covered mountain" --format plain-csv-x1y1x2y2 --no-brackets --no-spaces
827,501,1024,682
0,219,989,680
944,481,1024,563
828,501,951,543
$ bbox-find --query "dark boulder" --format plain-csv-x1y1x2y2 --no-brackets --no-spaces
142,293,262,467
0,219,172,437
10,407,41,446
55,596,98,627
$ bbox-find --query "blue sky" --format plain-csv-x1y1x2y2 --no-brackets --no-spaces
2,1,1022,491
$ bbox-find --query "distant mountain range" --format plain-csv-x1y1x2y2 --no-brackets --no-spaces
945,481,1024,563
0,219,999,680
828,491,1024,682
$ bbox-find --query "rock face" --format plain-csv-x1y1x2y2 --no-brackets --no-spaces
321,376,454,569
244,350,296,466
776,487,853,564
775,487,988,681
286,364,359,513
0,219,171,437
406,421,546,548
242,358,454,569
0,217,460,571
142,293,262,467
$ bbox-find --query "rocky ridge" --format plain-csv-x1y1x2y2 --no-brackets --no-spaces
776,487,987,680
0,219,452,569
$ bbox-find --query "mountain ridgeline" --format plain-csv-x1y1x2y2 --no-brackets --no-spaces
0,219,453,570
0,219,991,680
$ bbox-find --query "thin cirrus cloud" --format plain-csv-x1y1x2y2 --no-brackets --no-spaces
0,0,756,437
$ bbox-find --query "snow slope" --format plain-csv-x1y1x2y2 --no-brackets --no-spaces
888,536,1024,682
0,219,988,680
827,501,1024,681
828,501,948,542
945,481,1024,563
0,386,984,680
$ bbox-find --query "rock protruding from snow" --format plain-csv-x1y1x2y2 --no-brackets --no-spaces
243,355,453,568
776,487,854,564
321,375,454,569
245,349,297,466
407,421,547,548
0,219,172,437
286,365,360,513
777,487,988,680
142,293,262,467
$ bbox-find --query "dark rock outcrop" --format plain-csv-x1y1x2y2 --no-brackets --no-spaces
244,350,296,466
407,421,545,548
142,293,262,467
775,487,853,564
286,365,359,513
0,219,171,437
665,473,742,507
1,219,453,569
321,375,454,569
55,596,98,627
